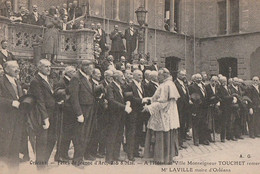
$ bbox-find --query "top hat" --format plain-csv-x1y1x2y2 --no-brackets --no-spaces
19,94,36,113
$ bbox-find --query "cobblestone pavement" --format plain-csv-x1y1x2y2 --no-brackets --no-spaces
16,134,260,174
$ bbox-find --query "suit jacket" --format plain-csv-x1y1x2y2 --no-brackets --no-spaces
0,50,15,66
110,30,125,52
96,29,107,51
145,81,157,97
29,74,56,122
125,81,145,111
246,85,260,110
29,12,44,26
1,8,14,18
124,27,138,52
69,71,95,117
115,61,126,70
217,85,234,111
174,79,190,112
0,75,23,157
106,81,126,123
149,64,159,71
205,84,220,105
189,82,207,108
138,64,148,74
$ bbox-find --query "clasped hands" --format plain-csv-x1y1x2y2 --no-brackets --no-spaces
125,101,132,114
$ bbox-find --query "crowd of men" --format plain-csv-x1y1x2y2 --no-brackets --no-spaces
1,48,260,172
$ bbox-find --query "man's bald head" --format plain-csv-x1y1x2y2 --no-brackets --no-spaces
4,61,20,78
150,71,158,82
133,69,143,82
92,68,101,81
144,70,151,81
38,59,51,76
64,65,76,78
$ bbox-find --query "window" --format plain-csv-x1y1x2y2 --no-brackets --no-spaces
218,0,227,35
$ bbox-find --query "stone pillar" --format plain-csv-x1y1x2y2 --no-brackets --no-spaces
13,0,18,13
144,0,148,54
114,0,120,21
226,0,230,34
169,0,175,32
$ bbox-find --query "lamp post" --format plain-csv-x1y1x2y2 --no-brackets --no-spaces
135,5,147,59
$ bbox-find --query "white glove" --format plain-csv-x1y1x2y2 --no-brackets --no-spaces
232,97,237,104
125,106,132,114
142,97,151,103
249,108,253,115
216,102,220,106
57,100,64,105
126,101,131,107
77,115,84,123
43,118,50,129
245,101,248,104
12,100,20,109
189,100,193,104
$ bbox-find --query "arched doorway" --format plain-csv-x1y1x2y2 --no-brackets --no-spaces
165,56,181,80
217,57,237,78
250,47,260,78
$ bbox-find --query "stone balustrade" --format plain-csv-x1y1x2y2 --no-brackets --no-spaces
0,16,95,63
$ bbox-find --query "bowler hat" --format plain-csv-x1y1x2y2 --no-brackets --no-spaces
19,94,36,113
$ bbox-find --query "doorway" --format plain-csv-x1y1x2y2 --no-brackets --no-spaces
217,57,237,79
165,56,181,80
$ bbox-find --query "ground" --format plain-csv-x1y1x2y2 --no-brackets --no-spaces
15,134,260,174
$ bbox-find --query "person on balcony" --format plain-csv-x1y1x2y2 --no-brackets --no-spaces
42,6,62,64
68,0,83,22
124,21,138,63
109,25,126,63
59,3,68,20
1,0,15,18
96,23,108,59
29,5,44,26
0,40,15,66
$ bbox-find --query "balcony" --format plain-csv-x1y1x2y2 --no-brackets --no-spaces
0,16,95,63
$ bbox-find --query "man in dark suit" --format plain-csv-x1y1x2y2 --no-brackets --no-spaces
0,40,15,66
205,76,220,142
189,73,209,146
146,71,158,97
1,0,15,18
229,77,244,140
138,58,148,74
54,66,76,162
0,61,24,172
149,60,159,71
110,25,125,62
115,56,126,71
28,59,56,170
29,5,44,26
106,70,132,163
68,60,96,165
125,70,149,161
174,69,190,149
246,76,260,138
102,55,115,72
124,21,138,63
217,76,235,142
68,0,83,21
96,23,107,58
94,70,113,157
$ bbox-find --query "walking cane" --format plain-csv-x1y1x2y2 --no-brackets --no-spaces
212,108,216,142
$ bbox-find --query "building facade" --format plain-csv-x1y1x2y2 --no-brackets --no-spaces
1,0,260,79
